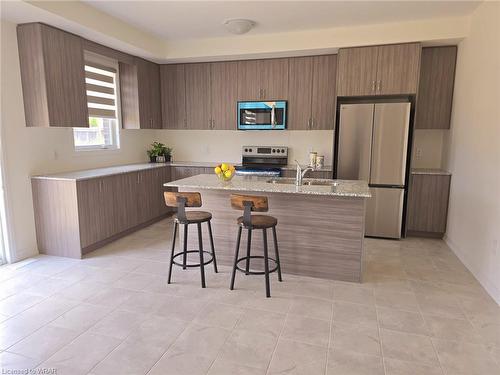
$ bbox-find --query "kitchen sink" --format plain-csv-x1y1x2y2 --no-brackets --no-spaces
266,178,338,186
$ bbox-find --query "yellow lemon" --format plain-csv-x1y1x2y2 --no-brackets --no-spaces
230,165,236,171
221,163,229,172
224,170,232,178
214,166,222,174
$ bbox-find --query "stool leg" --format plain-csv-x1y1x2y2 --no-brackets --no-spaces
245,228,252,275
197,223,206,288
262,228,271,298
207,220,218,273
182,224,188,270
167,222,178,284
272,226,282,282
230,226,242,290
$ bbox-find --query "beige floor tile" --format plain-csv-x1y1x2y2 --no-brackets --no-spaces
207,358,266,375
147,351,213,375
116,291,171,314
333,283,375,305
279,279,334,300
384,358,444,375
473,321,500,347
125,315,187,350
91,339,166,375
377,306,430,336
374,289,420,312
0,292,45,316
132,260,169,276
331,321,381,356
13,297,79,329
424,314,483,343
55,280,109,301
0,351,41,372
416,293,466,319
326,348,384,375
8,324,79,361
88,309,148,339
42,332,122,374
234,308,286,339
218,330,277,370
169,323,231,361
154,294,209,321
212,288,257,307
380,328,440,365
432,338,500,375
50,303,114,334
242,293,292,314
112,272,160,291
267,338,327,375
281,315,330,347
85,287,140,308
193,302,244,329
332,301,378,326
373,277,413,293
23,277,78,297
288,295,333,321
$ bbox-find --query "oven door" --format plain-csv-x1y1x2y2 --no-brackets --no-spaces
237,101,287,130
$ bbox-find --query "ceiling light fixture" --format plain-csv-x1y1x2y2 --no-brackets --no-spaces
224,19,255,35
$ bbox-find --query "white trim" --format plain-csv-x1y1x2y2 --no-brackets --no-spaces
444,234,500,306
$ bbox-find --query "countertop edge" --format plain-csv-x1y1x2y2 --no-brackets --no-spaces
411,168,452,176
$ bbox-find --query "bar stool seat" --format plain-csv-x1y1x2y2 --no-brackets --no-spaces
237,215,277,229
176,211,212,224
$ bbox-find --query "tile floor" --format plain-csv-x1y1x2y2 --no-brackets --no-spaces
0,217,499,375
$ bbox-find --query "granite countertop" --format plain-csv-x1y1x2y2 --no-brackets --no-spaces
32,163,169,181
165,174,371,198
411,168,451,176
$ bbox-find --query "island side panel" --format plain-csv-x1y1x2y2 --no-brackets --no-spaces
185,189,365,282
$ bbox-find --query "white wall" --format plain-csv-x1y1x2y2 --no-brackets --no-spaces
0,20,163,261
157,130,334,166
443,2,500,304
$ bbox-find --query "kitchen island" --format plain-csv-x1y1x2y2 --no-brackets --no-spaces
165,174,370,282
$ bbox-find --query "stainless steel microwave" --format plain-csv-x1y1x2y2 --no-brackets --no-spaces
237,101,287,130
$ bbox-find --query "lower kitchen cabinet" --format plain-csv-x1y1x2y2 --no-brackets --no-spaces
170,166,214,180
406,172,451,237
31,166,172,258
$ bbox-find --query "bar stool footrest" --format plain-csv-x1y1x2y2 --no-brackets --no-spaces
235,255,279,275
172,250,214,268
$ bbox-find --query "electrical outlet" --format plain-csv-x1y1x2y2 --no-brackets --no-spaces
415,148,423,160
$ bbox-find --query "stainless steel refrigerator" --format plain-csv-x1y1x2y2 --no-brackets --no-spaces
335,102,411,239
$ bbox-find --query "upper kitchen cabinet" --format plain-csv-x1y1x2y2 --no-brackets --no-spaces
17,23,88,127
211,61,238,130
415,46,457,129
337,43,421,96
237,58,289,100
120,58,162,129
160,64,186,129
185,63,212,129
288,55,337,130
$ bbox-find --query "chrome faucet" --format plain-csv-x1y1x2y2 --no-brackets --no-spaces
295,160,314,186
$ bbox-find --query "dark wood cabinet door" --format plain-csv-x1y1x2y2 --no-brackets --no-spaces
185,63,212,129
376,43,421,95
237,60,261,100
119,62,140,129
260,58,289,100
287,57,313,130
111,172,140,232
139,59,162,129
407,174,451,234
337,46,378,96
311,55,337,130
17,23,88,127
415,46,457,129
160,64,186,129
211,61,238,130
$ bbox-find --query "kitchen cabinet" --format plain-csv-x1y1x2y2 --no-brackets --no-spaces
31,166,172,258
120,58,162,129
337,43,421,96
211,61,238,130
415,46,457,129
17,23,88,127
185,63,212,129
161,64,186,129
237,58,289,100
171,166,213,180
407,172,451,237
288,55,337,130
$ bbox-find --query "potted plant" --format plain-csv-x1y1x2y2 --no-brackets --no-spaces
147,142,172,163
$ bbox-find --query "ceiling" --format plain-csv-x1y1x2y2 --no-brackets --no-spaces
83,0,481,41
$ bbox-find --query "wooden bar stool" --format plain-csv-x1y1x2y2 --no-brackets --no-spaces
164,192,218,288
229,194,282,298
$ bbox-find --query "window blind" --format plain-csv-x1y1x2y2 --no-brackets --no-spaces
85,62,117,119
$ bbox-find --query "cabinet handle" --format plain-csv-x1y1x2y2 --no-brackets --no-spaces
377,80,382,93
372,80,376,92
259,88,262,99
307,118,311,129
311,118,314,129
263,89,266,99
150,118,153,127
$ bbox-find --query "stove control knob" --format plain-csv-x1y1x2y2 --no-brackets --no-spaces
272,149,276,153
249,148,253,152
244,148,248,152
281,149,285,153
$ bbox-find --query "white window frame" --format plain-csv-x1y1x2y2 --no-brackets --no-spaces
73,52,121,152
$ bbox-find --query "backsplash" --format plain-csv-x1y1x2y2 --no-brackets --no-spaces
411,129,448,169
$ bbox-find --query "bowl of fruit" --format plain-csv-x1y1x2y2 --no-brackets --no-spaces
214,163,235,182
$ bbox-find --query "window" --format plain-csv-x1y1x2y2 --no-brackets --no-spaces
73,54,120,151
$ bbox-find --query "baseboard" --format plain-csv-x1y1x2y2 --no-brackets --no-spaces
444,234,500,306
